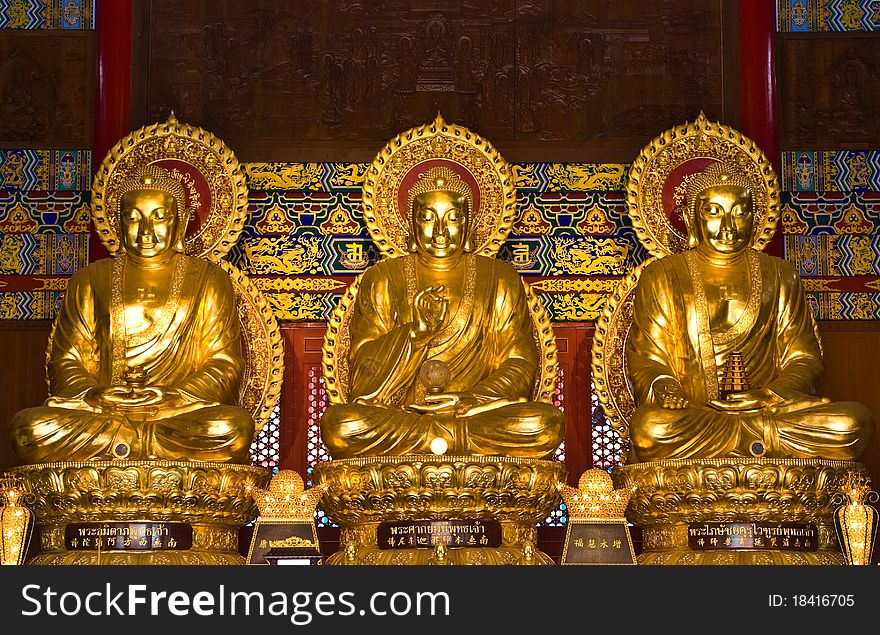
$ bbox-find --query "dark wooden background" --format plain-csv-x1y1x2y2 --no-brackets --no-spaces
1,0,880,561
131,0,738,162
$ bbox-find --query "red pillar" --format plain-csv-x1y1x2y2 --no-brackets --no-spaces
739,0,778,166
92,0,133,260
94,0,133,166
739,0,781,254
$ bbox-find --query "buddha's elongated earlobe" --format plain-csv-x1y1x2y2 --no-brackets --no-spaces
684,204,699,248
174,207,191,253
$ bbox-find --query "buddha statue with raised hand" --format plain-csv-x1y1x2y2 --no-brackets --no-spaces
320,166,564,458
626,162,874,461
10,165,254,463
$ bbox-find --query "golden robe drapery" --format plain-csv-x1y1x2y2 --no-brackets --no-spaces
320,254,564,458
10,256,253,462
626,250,873,461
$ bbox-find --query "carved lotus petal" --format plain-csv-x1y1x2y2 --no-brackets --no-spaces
463,466,497,489
422,467,454,490
106,468,140,491
150,471,183,492
382,466,415,489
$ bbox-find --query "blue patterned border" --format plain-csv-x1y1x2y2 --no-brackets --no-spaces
781,151,880,192
4,163,880,320
781,191,880,235
0,149,92,191
0,0,93,29
777,0,880,32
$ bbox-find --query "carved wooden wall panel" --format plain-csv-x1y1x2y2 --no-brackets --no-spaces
510,0,734,157
0,31,94,148
779,34,880,149
135,0,737,162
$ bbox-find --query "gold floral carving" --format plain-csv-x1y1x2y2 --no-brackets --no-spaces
313,455,565,526
315,455,563,566
219,261,284,434
13,461,270,565
614,458,864,526
627,112,780,258
254,277,347,293
591,258,656,444
528,278,619,294
322,273,361,404
613,458,861,565
361,113,515,259
91,113,249,263
524,279,559,404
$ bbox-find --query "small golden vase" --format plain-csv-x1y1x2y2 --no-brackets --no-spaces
833,474,878,566
1,475,32,566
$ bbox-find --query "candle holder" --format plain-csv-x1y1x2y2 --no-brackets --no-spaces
1,473,33,566
833,472,878,566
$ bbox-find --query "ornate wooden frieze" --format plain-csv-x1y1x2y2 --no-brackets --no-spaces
0,31,94,148
137,0,735,162
779,35,880,149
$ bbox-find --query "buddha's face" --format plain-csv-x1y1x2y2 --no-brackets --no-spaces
694,185,754,255
412,190,468,259
121,188,178,259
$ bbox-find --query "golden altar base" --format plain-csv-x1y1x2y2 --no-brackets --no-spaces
613,458,865,565
313,455,566,565
13,461,270,565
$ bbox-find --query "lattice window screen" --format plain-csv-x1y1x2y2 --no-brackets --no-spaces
591,379,625,469
541,366,567,526
249,400,281,470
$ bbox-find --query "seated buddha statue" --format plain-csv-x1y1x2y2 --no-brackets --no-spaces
626,162,874,461
9,165,254,463
320,167,564,458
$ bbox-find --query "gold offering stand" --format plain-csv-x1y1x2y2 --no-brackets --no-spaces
313,455,565,565
558,469,636,565
614,458,860,564
592,114,870,564
14,461,268,565
247,470,326,565
12,115,282,565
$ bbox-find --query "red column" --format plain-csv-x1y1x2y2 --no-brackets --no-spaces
739,0,778,166
739,0,781,254
92,0,133,260
93,0,133,165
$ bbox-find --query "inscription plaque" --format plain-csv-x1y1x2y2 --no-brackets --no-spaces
378,519,502,550
64,522,192,551
561,519,637,565
687,522,818,551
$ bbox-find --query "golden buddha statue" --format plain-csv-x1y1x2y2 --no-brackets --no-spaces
626,161,874,461
10,164,254,463
320,166,564,458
